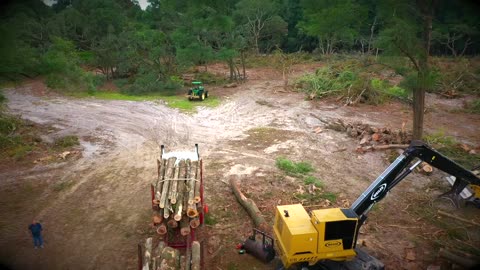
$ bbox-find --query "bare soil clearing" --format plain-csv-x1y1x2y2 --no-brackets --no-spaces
1,64,479,270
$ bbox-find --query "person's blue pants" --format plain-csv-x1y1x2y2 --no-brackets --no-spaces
33,235,43,247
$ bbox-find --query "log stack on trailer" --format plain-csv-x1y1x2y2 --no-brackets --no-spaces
141,144,205,270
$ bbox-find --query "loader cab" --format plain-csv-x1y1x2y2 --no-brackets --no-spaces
274,205,359,268
310,208,359,258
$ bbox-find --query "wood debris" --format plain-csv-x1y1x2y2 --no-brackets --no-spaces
323,118,412,153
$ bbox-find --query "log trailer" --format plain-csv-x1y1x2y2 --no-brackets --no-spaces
273,140,480,269
139,144,207,270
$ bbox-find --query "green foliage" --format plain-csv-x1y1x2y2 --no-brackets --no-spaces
299,0,368,54
304,176,324,188
432,58,480,95
41,37,95,92
296,67,356,97
234,0,286,53
297,61,412,105
10,144,33,160
371,78,410,101
121,73,183,95
54,135,80,148
0,114,35,160
465,99,480,114
204,213,217,225
193,72,227,85
276,157,314,175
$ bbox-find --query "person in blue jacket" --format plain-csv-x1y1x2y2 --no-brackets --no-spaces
28,219,43,249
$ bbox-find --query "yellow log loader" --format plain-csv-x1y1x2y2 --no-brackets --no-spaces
273,140,480,269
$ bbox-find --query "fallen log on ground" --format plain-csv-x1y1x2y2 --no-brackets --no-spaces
437,210,480,227
230,177,267,231
439,248,477,268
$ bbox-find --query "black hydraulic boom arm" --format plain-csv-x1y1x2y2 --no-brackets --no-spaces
350,140,480,221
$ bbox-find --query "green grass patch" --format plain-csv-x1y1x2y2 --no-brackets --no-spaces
9,144,33,159
304,176,324,188
162,95,221,112
276,157,314,176
54,135,79,148
319,192,337,202
53,180,75,192
73,91,221,112
204,213,217,226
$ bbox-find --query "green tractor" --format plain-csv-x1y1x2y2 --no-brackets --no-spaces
187,81,209,101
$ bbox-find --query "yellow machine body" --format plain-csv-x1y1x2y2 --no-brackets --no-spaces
471,184,480,199
274,204,359,268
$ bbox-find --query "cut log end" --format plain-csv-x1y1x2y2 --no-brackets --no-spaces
152,213,163,225
187,208,198,218
156,224,167,235
190,217,200,229
167,219,179,229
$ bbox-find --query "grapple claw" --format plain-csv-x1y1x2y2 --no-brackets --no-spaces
438,179,468,208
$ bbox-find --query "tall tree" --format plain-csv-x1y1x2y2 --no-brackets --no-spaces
234,0,286,54
377,0,438,139
298,0,367,54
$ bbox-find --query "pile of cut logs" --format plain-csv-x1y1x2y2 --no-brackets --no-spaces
152,156,202,236
141,238,201,270
324,118,412,152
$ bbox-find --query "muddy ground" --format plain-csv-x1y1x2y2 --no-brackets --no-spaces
1,63,479,270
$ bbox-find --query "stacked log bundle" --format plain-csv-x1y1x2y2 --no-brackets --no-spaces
142,239,201,270
152,154,202,235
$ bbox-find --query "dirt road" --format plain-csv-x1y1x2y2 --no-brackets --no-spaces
1,70,479,269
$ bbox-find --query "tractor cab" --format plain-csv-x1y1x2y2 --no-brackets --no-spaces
187,81,208,101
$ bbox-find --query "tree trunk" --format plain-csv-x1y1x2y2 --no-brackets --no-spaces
189,217,200,228
156,221,167,235
174,161,187,221
194,160,201,203
158,246,180,270
180,216,191,236
152,210,163,225
191,241,201,270
160,157,176,209
241,51,246,81
229,177,268,231
142,238,153,270
167,216,178,229
187,161,198,217
152,241,166,270
412,83,425,139
413,0,436,139
228,59,234,81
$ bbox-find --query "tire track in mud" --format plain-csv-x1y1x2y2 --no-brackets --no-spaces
3,84,328,269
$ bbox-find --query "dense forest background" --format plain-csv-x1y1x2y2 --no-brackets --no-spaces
1,0,479,137
1,0,479,86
